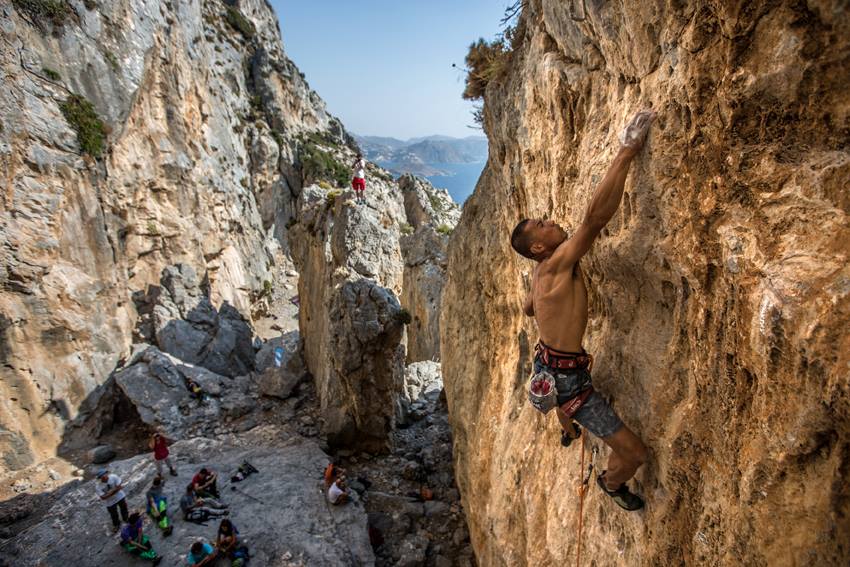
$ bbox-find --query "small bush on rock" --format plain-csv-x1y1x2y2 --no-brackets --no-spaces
400,222,414,236
59,94,107,157
326,189,342,208
462,38,509,100
299,141,349,188
224,6,255,39
436,224,453,235
12,0,68,28
41,67,60,80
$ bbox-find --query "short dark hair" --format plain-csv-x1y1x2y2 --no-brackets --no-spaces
152,476,162,487
199,467,208,474
510,219,535,259
191,541,204,554
186,484,195,493
128,512,141,524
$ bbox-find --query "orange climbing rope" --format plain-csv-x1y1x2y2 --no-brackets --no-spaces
575,433,598,567
575,433,588,567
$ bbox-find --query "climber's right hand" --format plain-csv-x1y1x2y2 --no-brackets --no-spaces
618,110,656,153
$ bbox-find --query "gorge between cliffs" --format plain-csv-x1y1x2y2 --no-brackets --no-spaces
1,1,849,566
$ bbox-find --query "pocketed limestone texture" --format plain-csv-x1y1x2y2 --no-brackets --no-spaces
441,1,850,566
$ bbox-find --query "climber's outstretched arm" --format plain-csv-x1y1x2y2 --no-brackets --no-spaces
550,110,655,271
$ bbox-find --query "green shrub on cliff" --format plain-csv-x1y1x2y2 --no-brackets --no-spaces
59,94,107,158
224,6,255,39
12,0,68,28
462,38,509,100
41,67,60,81
299,141,349,188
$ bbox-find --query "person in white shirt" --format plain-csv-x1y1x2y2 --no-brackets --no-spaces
327,476,349,505
96,468,129,531
351,154,366,203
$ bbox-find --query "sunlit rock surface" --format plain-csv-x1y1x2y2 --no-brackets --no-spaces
441,1,850,565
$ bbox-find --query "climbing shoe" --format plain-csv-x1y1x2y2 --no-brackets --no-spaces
560,422,582,448
596,472,644,511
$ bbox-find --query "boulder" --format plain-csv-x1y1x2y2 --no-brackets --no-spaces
258,367,303,400
87,445,115,464
149,265,256,378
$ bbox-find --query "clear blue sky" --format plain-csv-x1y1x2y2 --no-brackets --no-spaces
269,1,509,139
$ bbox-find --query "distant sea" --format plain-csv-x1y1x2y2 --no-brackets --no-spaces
424,162,486,205
376,160,486,205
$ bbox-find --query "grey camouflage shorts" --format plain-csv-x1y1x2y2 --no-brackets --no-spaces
533,357,624,438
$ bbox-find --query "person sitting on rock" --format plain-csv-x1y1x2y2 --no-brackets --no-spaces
149,432,177,477
327,475,349,505
180,484,228,523
185,378,207,402
95,468,129,532
510,110,655,511
323,461,345,490
216,519,249,566
145,476,173,536
120,511,163,565
187,539,217,566
192,467,220,499
351,154,367,203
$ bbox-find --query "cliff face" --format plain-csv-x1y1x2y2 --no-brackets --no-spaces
290,168,460,450
0,0,339,473
442,1,850,566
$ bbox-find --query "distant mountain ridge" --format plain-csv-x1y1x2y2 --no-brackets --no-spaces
354,134,488,175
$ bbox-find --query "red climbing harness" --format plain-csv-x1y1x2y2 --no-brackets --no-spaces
534,341,593,371
531,341,595,417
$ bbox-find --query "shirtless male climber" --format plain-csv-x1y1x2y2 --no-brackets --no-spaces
510,110,656,511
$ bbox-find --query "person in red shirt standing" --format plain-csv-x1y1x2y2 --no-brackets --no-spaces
149,433,177,477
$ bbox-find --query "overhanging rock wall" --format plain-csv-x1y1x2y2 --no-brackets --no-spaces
441,1,850,565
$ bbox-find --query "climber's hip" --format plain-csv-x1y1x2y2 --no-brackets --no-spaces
352,177,366,190
533,356,624,438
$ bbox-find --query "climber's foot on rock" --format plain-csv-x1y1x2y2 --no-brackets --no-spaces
619,109,656,150
560,422,582,448
596,471,644,511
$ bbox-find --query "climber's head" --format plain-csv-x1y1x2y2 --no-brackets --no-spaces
510,218,567,260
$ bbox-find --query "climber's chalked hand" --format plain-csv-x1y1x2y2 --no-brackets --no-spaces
619,109,656,151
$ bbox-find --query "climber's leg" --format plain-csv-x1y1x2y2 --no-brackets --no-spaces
554,407,580,447
599,425,648,488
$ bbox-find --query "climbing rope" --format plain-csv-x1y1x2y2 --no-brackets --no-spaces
575,437,598,567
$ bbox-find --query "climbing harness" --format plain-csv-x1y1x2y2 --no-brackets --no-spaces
529,342,595,416
575,439,598,567
534,341,593,371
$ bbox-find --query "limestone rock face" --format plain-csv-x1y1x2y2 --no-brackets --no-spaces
398,174,459,362
290,171,461,450
290,180,407,450
441,2,850,566
401,227,450,363
0,0,339,472
1,434,375,566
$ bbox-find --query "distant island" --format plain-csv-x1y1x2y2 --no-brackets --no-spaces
354,134,488,203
